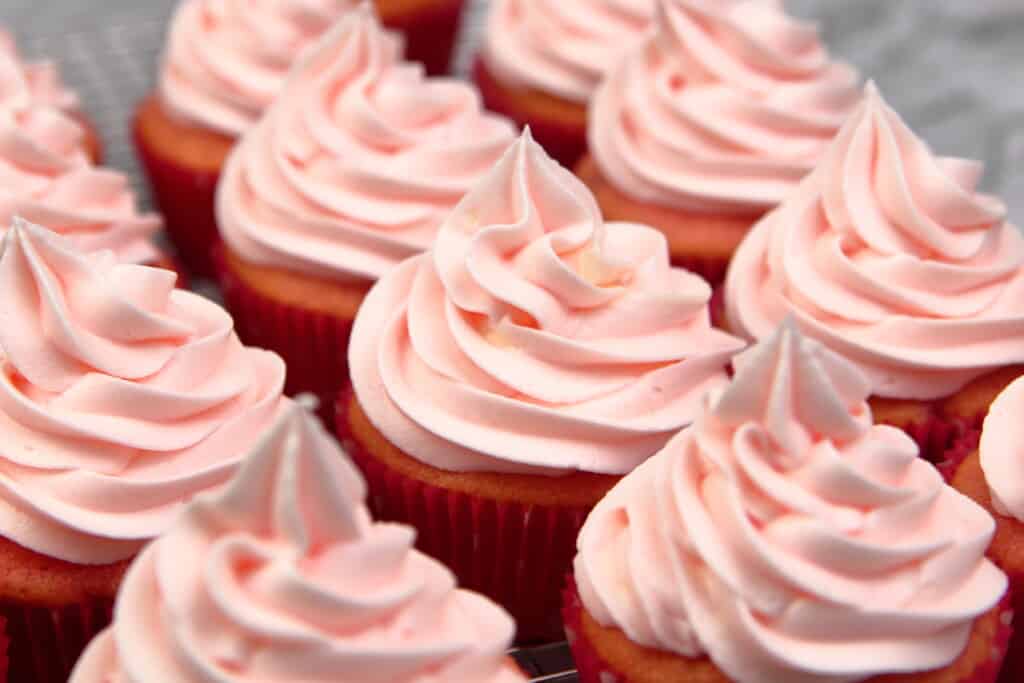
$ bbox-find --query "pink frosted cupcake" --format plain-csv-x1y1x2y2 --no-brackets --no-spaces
726,83,1024,465
217,5,515,415
0,220,287,683
0,30,101,162
577,0,860,285
567,321,1011,683
342,129,744,641
71,402,528,682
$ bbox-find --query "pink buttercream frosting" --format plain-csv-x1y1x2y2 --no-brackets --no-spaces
575,321,1007,682
589,0,860,215
218,5,517,283
0,30,80,114
726,83,1024,400
0,219,286,564
348,130,744,475
70,403,527,683
480,0,654,104
979,375,1024,523
159,0,367,137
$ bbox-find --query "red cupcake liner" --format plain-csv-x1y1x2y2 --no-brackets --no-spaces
473,58,587,169
215,248,353,426
0,598,113,683
132,119,224,279
336,393,594,643
384,0,465,75
0,616,7,682
672,252,730,289
563,576,1012,683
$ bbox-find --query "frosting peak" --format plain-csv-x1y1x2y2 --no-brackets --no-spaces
217,6,517,282
0,220,285,564
159,0,364,136
575,322,1006,681
726,83,1024,399
70,404,527,683
349,130,744,475
589,0,860,214
0,30,79,113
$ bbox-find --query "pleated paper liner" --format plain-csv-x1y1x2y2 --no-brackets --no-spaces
562,575,1013,683
382,0,466,75
0,600,113,683
336,388,617,643
0,616,6,682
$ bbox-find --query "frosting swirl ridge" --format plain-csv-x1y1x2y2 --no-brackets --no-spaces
0,220,286,563
349,130,744,475
575,322,1006,682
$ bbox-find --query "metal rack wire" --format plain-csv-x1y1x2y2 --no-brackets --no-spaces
511,641,578,682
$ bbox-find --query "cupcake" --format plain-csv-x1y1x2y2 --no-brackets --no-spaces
725,83,1024,466
0,219,286,683
474,0,653,168
134,1,392,276
342,128,744,641
950,375,1024,683
577,0,860,285
566,321,1011,683
0,94,173,273
0,30,101,162
217,5,515,417
70,402,528,682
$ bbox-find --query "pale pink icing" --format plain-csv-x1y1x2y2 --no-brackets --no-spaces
726,83,1024,400
480,0,654,104
159,0,367,137
575,321,1007,682
218,5,517,283
0,30,80,113
348,130,744,475
0,219,286,564
589,0,860,215
70,403,527,683
980,375,1024,522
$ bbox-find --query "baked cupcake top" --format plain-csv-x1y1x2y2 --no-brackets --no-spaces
0,29,80,114
480,0,654,105
218,5,517,283
574,321,1006,682
0,219,286,564
159,0,363,136
70,402,528,683
349,130,744,475
979,375,1024,522
589,0,860,216
726,83,1024,400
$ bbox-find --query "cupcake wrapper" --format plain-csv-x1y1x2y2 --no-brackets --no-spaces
336,396,590,643
386,0,465,75
0,616,7,682
216,249,352,426
563,576,1012,683
473,59,587,168
996,571,1024,683
133,121,223,278
0,599,113,683
672,252,731,289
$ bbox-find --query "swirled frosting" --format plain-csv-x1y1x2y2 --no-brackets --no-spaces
70,403,527,683
218,5,517,282
726,83,1024,400
0,30,80,113
979,375,1024,522
589,0,860,215
575,321,1006,682
480,0,654,104
349,130,744,475
159,0,366,137
0,219,286,564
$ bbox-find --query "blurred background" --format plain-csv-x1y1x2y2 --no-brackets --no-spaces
2,0,1023,217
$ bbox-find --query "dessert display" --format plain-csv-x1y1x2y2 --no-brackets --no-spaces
567,321,1011,683
577,0,859,284
216,5,515,417
474,0,653,167
0,220,286,683
725,83,1024,465
342,128,743,641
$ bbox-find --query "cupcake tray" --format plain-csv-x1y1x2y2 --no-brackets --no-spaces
5,1,1024,680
